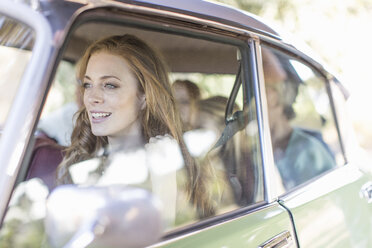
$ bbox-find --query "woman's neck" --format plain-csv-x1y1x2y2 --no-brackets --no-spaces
108,134,145,153
107,122,145,153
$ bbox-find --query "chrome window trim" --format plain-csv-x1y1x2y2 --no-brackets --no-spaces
0,0,53,221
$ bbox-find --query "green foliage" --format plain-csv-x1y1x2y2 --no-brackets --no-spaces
213,0,263,14
54,61,77,105
213,0,296,20
42,61,77,115
0,180,50,248
0,209,47,248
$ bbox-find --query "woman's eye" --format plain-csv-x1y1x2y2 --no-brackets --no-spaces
83,82,91,89
105,83,118,89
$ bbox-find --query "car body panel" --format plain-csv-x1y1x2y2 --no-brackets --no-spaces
280,164,372,247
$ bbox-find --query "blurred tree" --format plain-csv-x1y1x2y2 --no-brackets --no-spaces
214,0,297,22
216,0,264,14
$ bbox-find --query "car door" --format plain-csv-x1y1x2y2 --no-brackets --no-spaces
0,5,298,247
259,43,372,248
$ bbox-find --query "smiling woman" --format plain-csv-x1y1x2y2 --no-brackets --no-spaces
56,34,215,224
58,35,174,176
57,34,185,179
83,52,145,143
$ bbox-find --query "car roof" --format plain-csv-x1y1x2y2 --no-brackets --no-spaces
38,0,330,76
128,0,280,38
37,0,283,74
41,0,281,39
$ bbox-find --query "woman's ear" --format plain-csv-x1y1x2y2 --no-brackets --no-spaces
140,94,146,110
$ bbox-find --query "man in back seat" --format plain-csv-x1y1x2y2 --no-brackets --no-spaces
262,47,336,190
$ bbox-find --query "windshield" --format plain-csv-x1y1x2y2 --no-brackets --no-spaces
0,15,34,138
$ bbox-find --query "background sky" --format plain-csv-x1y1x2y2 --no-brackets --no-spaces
213,0,372,152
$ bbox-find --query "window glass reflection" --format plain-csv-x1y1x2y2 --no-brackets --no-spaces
262,45,342,191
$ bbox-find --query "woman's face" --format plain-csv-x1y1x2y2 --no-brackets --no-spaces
83,51,145,139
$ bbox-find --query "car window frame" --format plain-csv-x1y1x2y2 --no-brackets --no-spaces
0,0,53,223
46,6,271,239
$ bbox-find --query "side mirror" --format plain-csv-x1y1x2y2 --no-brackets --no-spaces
45,185,164,248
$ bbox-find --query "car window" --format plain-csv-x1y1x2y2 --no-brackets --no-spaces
37,60,78,146
0,15,34,140
261,45,344,191
0,20,263,246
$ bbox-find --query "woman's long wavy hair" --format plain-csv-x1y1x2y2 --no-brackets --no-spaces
56,34,214,217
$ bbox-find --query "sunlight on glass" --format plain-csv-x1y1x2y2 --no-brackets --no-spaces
45,186,164,248
68,231,95,248
46,187,106,222
70,134,184,192
184,129,217,157
98,150,148,186
145,134,184,175
0,47,31,125
290,59,313,81
69,158,101,184
7,178,48,220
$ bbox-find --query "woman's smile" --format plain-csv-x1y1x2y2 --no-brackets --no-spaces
90,111,112,123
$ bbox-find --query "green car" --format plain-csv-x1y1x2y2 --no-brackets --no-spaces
0,0,371,247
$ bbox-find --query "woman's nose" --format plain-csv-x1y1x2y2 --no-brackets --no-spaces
87,87,104,104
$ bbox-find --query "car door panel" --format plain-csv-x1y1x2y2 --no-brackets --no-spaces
154,203,296,247
280,164,372,247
